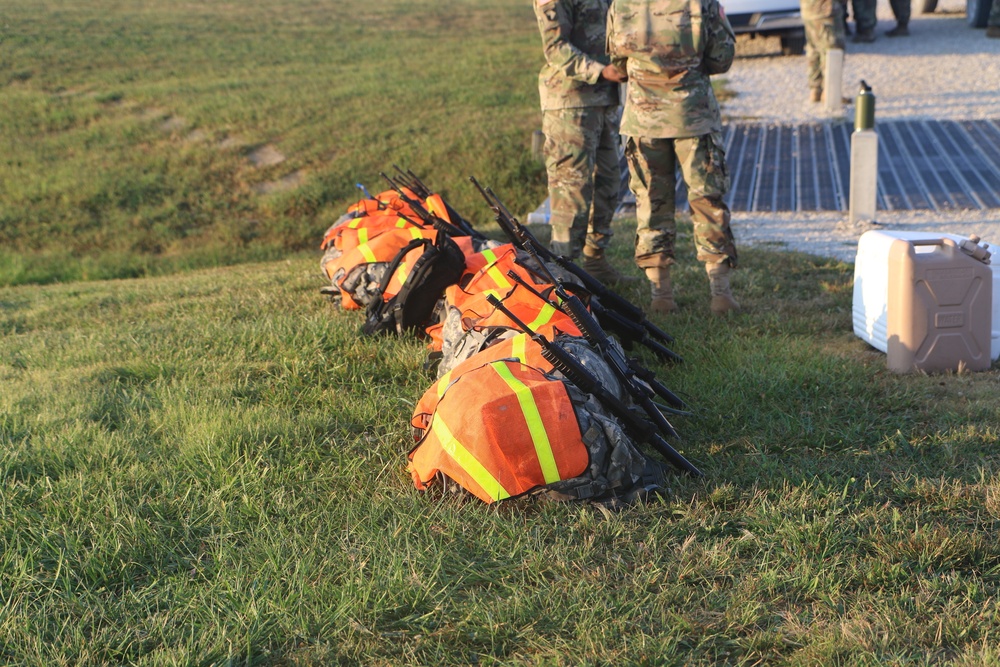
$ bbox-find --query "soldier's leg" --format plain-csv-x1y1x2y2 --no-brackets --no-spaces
543,107,600,260
625,136,678,313
625,136,677,269
989,0,1000,33
851,0,877,40
886,0,910,33
580,105,636,283
676,132,740,314
804,17,825,101
584,104,622,253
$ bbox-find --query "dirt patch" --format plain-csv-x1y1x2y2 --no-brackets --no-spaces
160,116,187,133
255,170,307,195
247,144,286,168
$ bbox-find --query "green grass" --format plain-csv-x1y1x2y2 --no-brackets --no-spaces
1,0,545,286
3,227,1000,665
5,1,1000,664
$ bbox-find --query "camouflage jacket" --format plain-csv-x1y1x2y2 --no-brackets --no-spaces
534,0,619,110
607,0,735,138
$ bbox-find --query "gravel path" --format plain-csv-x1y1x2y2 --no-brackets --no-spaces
722,0,1000,262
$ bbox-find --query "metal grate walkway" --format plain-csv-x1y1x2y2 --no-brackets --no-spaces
723,119,1000,212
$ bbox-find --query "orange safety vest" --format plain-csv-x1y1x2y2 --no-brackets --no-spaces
411,332,555,433
321,212,424,253
409,358,589,503
345,187,421,218
322,227,441,309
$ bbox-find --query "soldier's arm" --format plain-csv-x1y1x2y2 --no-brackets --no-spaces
605,3,629,78
534,0,608,84
703,0,737,75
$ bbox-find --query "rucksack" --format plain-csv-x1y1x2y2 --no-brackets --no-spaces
361,230,468,336
408,338,668,505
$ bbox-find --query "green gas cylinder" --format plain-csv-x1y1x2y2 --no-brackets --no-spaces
855,80,875,131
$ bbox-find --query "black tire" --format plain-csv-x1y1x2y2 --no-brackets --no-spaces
918,0,938,13
968,0,990,27
780,35,806,56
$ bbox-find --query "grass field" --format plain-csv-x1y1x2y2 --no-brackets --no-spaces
3,237,1000,665
1,0,545,286
5,0,1000,665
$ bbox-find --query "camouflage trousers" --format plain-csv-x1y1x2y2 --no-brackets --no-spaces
805,5,846,93
624,134,737,269
543,105,622,259
991,0,1000,27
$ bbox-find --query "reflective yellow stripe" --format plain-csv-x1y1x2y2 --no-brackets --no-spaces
490,362,560,484
527,302,557,331
511,334,527,363
397,217,409,228
349,218,363,229
481,249,511,289
396,261,408,286
425,199,436,215
431,414,510,502
410,228,423,239
437,370,453,399
358,228,369,245
359,243,376,264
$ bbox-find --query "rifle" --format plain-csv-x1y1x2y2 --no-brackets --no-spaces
390,165,484,240
505,268,689,416
468,175,681,364
379,172,472,240
485,293,702,477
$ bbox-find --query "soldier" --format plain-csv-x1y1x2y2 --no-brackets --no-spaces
802,0,847,103
606,0,740,315
533,0,631,283
849,0,877,42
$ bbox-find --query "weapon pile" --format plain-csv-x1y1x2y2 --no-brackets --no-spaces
319,168,702,505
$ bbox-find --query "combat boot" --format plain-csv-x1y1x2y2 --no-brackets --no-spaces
886,22,909,36
706,262,740,315
582,248,638,285
645,266,677,314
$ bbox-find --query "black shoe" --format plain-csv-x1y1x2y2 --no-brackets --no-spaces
886,23,909,36
852,30,876,43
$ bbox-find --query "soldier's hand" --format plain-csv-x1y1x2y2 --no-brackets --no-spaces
601,64,627,83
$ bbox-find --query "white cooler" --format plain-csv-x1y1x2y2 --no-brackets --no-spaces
852,229,1000,361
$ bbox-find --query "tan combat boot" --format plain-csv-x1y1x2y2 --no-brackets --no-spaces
645,266,677,314
706,262,740,315
581,248,638,285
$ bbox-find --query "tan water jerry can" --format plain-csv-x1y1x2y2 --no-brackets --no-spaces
887,237,993,374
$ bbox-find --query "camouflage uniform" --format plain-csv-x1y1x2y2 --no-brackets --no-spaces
802,0,846,96
606,0,738,269
534,0,621,259
990,0,1000,28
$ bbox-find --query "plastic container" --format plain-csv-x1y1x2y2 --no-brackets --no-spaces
885,237,993,373
853,230,1000,364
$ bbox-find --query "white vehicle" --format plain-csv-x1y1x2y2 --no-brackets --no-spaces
722,0,806,54
920,0,992,27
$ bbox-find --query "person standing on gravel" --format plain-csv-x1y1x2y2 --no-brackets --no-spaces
849,0,877,42
988,0,1000,38
606,0,740,315
802,0,847,102
885,0,911,36
533,0,632,283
